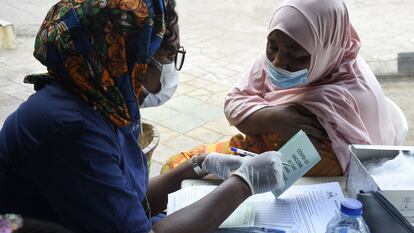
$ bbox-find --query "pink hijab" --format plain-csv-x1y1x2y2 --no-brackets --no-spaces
224,0,397,173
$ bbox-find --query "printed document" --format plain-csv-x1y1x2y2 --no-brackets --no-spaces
168,182,344,232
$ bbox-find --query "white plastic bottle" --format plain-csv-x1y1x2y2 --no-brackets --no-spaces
326,198,370,233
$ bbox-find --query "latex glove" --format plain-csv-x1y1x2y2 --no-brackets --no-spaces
233,151,284,195
201,152,247,180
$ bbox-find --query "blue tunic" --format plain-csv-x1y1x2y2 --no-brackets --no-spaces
0,83,151,233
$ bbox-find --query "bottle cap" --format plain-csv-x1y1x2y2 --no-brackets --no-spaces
340,198,363,217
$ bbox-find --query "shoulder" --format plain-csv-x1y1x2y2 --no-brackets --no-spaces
26,83,111,129
1,83,115,152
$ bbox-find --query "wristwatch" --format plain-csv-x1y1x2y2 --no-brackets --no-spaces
190,156,207,178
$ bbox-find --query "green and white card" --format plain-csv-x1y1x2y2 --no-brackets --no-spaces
272,130,321,198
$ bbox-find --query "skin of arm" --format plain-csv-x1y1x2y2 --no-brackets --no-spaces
235,104,326,141
146,155,205,216
151,176,251,233
235,106,281,135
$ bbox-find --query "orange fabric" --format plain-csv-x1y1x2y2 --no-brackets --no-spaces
162,133,342,176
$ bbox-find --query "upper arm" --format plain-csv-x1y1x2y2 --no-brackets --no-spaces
27,123,151,233
236,104,328,140
224,55,271,126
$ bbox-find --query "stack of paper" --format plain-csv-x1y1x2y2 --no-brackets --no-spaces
168,182,345,233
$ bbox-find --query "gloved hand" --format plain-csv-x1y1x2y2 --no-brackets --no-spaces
201,152,247,180
233,151,284,195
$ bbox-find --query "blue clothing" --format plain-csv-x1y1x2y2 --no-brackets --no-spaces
0,83,151,233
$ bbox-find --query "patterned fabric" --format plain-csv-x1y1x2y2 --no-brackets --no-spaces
162,133,343,176
24,0,168,128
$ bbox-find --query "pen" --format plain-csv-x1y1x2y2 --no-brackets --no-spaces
230,147,293,167
230,147,258,157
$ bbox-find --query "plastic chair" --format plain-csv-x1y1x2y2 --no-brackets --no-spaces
385,97,408,146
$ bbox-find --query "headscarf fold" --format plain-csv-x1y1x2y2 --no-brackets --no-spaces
25,0,169,129
224,0,397,173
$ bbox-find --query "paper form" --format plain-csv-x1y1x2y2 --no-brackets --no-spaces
272,130,321,198
167,185,256,228
168,182,344,233
279,182,344,233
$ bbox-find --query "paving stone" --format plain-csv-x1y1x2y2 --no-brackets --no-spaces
203,82,232,93
198,73,220,82
174,82,197,96
0,94,22,107
225,63,250,73
8,89,34,101
149,160,163,177
164,95,204,112
179,67,210,78
178,73,195,83
186,88,214,97
202,117,240,136
158,129,180,144
141,106,180,123
0,83,29,95
205,92,229,107
0,96,22,127
150,143,180,164
159,112,208,134
185,104,224,122
162,134,203,152
0,77,14,87
190,94,212,102
185,78,211,88
185,127,224,144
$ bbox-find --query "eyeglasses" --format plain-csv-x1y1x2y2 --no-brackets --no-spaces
174,46,186,71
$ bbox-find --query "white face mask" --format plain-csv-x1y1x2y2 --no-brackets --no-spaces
141,62,178,108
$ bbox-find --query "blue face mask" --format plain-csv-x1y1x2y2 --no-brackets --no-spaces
266,59,309,89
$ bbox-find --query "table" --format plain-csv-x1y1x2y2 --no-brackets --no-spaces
182,176,349,197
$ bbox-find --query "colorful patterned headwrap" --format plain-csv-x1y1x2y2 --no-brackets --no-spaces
24,0,169,128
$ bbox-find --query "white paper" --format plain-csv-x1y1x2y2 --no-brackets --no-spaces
167,185,256,228
279,182,344,233
168,182,344,233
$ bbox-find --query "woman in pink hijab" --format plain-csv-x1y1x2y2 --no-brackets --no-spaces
162,0,397,176
224,0,397,174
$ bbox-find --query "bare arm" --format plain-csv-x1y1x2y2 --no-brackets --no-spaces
235,106,280,135
236,105,327,141
152,176,251,233
146,156,205,216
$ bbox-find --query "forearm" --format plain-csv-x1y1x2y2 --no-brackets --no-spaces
152,176,251,233
146,156,204,215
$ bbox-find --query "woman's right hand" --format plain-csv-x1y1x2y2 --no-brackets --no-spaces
233,151,285,195
201,153,247,180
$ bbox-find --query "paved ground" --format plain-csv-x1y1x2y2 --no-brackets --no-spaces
1,0,414,176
